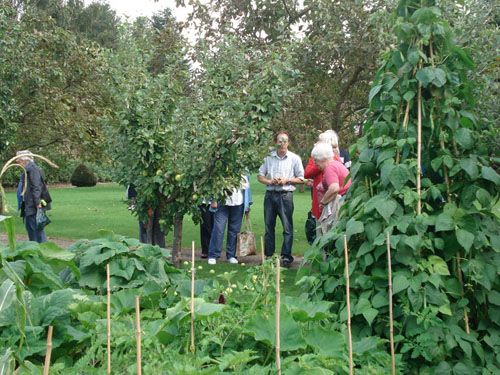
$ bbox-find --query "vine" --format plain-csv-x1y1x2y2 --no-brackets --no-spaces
300,1,500,373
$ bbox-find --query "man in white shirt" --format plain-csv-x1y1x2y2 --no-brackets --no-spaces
258,131,304,267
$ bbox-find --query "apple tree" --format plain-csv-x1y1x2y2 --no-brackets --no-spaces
106,19,300,265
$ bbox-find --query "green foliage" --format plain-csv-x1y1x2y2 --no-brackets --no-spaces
106,18,300,230
70,164,97,187
300,1,500,373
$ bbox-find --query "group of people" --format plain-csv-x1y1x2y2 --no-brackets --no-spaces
13,129,351,264
200,130,351,268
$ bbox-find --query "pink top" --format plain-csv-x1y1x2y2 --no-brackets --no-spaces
322,160,351,196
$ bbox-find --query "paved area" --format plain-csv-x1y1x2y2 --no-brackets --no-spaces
0,233,303,269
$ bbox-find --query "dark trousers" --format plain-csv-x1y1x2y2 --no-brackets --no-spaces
199,204,214,255
25,214,47,243
146,208,165,248
208,204,244,259
264,191,294,261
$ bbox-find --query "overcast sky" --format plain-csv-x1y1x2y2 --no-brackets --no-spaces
83,0,190,22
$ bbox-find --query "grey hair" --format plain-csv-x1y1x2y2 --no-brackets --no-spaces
318,130,340,156
311,142,334,161
16,150,34,163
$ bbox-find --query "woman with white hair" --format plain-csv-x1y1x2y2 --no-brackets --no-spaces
304,130,342,221
310,142,351,234
16,150,52,243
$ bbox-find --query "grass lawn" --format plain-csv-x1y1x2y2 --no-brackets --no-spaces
1,175,313,256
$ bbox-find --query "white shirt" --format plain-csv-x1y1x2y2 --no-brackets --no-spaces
258,150,304,192
225,175,250,206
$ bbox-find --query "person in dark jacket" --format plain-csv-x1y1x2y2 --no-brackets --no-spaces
16,150,51,243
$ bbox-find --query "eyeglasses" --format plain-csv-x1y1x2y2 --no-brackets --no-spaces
278,138,289,143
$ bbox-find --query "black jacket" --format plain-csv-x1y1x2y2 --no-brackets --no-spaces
23,162,51,216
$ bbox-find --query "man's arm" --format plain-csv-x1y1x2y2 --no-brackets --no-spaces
258,175,274,185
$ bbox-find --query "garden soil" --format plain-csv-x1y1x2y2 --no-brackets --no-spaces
0,233,303,269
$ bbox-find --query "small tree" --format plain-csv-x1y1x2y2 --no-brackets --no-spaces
107,20,299,266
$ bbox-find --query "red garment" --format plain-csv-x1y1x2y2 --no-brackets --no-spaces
304,157,323,219
323,160,351,196
305,154,342,218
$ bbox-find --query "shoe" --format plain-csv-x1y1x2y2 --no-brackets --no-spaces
228,257,238,264
201,253,208,259
282,258,293,268
208,258,216,265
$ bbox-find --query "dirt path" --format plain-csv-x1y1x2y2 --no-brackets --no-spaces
0,233,303,269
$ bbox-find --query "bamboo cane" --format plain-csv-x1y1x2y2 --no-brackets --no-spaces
417,81,422,215
275,258,281,375
344,235,353,375
387,232,396,375
260,236,265,266
43,326,53,375
439,129,470,334
106,264,111,374
135,296,142,375
190,241,196,353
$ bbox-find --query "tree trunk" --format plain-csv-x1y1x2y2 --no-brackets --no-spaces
172,214,183,268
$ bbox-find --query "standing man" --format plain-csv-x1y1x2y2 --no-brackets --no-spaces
16,150,52,243
258,131,304,268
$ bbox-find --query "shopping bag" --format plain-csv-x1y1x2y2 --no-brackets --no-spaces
36,208,51,230
236,213,256,256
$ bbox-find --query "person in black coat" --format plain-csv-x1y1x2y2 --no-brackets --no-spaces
16,150,51,243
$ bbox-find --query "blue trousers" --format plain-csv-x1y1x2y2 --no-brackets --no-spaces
264,191,294,261
25,214,47,243
208,204,244,259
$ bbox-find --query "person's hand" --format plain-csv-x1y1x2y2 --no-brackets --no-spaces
210,201,218,209
271,177,280,185
278,178,288,185
246,207,251,214
305,180,313,187
36,203,42,209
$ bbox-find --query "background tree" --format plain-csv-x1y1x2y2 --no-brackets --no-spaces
177,0,393,159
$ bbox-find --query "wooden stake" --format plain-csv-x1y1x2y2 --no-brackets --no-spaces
43,326,53,375
344,235,353,375
439,129,470,333
190,241,196,353
106,264,111,374
387,232,396,375
135,296,142,375
417,81,422,215
275,258,281,375
260,236,265,266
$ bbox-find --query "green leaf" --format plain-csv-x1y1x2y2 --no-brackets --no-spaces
368,85,382,103
432,68,447,87
403,90,415,101
454,128,473,150
346,219,364,237
429,255,450,276
389,164,410,190
38,242,75,261
304,326,344,357
353,336,384,356
435,213,455,231
488,290,500,306
455,229,474,252
481,166,500,185
0,216,15,252
245,309,306,351
393,274,410,294
375,198,397,223
282,296,333,322
0,280,15,313
416,67,434,87
459,159,478,179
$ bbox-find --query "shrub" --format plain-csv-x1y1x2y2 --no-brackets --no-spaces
70,163,97,187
